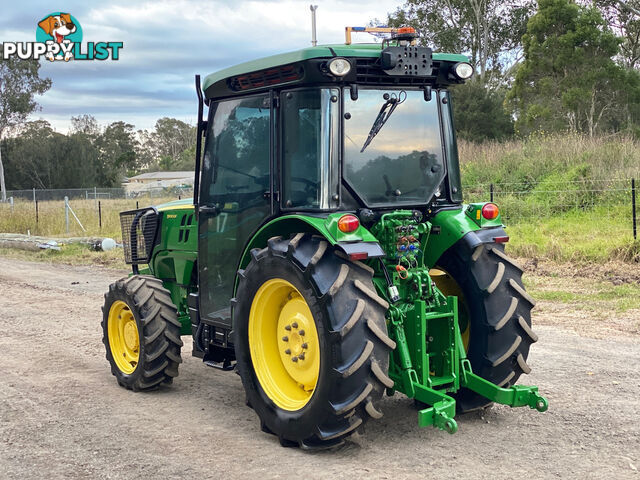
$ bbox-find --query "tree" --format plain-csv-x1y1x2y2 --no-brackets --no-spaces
152,117,196,170
387,0,534,84
0,43,51,200
450,82,514,141
507,0,640,136
95,121,139,186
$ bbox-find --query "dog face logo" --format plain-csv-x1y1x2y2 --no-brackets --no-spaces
36,12,83,61
38,14,76,43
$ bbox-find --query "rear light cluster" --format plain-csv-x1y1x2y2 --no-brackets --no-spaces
337,214,360,233
481,203,499,220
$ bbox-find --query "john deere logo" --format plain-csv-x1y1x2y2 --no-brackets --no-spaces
2,12,123,62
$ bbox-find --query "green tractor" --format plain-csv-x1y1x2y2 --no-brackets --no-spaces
102,27,547,448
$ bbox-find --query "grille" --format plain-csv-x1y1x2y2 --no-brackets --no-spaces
119,208,159,264
355,58,440,86
228,64,304,92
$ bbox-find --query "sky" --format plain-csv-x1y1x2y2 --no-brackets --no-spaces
1,0,403,133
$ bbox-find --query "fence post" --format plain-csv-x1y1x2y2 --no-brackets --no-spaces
633,178,637,241
99,201,102,229
9,196,14,213
64,196,70,234
490,183,494,203
35,200,39,224
32,187,36,205
136,201,139,209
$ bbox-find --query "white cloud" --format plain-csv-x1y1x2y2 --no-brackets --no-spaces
4,0,404,132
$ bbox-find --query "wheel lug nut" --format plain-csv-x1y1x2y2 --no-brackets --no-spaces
302,343,308,349
284,325,292,331
298,353,305,360
282,336,289,342
291,356,298,362
298,330,305,336
284,349,291,355
292,322,298,328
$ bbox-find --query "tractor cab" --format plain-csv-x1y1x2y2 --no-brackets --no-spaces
196,28,473,328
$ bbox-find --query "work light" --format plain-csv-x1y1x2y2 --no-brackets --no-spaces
328,58,351,76
454,62,473,79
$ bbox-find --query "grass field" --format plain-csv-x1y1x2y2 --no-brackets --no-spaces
0,197,176,239
1,134,638,263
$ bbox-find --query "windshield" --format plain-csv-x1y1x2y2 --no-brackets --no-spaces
343,89,445,206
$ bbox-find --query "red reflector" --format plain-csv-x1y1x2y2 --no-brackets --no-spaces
493,236,509,243
338,214,360,233
397,27,416,34
481,203,499,220
348,252,368,261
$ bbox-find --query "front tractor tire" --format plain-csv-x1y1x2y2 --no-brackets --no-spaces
102,275,183,391
433,241,538,412
234,234,395,449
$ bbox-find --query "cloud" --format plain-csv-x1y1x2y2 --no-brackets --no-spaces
2,0,403,132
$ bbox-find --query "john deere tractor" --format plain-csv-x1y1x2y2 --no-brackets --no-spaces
102,27,547,448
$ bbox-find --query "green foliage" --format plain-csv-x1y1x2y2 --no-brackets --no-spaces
451,81,514,141
388,0,534,79
508,0,640,136
0,43,52,200
139,117,196,171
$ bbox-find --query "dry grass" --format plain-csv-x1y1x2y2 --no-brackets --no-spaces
0,197,177,240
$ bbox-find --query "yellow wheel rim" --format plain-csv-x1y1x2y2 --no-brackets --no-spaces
248,278,320,411
108,300,140,374
429,268,470,351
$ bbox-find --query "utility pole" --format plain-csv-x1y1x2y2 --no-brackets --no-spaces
310,5,318,47
0,134,6,202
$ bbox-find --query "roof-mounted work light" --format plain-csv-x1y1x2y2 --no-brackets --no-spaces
328,58,351,76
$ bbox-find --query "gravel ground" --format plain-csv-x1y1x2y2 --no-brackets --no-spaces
0,257,638,479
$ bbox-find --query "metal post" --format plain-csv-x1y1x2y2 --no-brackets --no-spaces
490,183,494,203
36,200,39,224
136,200,139,209
99,201,102,229
310,5,318,47
64,196,70,234
33,187,36,205
9,196,13,213
633,178,637,241
86,190,88,200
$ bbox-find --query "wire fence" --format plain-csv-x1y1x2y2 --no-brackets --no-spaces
0,179,637,243
4,185,193,202
464,178,637,240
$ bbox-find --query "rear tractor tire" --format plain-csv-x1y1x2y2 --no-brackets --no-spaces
234,234,395,449
102,275,183,391
432,241,538,412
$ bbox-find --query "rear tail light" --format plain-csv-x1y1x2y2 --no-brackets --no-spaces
493,236,509,243
481,203,499,220
348,252,368,261
338,214,360,233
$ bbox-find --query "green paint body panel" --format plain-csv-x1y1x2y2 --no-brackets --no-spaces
147,199,198,336
203,44,469,92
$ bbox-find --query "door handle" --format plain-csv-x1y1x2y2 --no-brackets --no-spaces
199,205,219,215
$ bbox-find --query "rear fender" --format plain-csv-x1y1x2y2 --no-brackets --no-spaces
424,205,505,268
236,214,384,287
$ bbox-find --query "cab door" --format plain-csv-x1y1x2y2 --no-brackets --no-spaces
198,93,272,328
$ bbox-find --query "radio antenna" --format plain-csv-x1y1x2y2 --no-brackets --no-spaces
310,5,318,46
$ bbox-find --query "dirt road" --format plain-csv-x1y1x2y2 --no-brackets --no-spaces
0,257,638,479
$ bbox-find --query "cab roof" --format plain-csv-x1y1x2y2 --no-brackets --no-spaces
202,43,469,99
